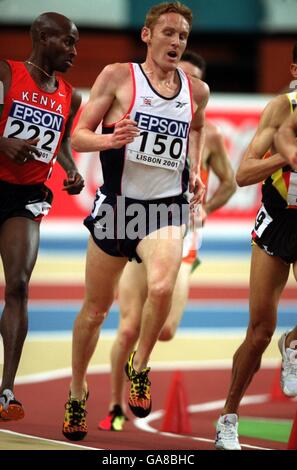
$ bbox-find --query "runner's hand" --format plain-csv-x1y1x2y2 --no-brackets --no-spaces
63,170,85,195
0,137,40,164
189,172,205,209
109,117,139,149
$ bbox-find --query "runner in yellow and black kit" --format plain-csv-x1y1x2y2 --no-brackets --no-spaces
252,93,297,263
215,89,297,451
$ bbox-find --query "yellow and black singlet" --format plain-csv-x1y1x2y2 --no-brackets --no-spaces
261,91,297,214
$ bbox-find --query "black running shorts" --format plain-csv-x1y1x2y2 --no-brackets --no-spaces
84,186,189,262
0,180,53,225
252,204,297,264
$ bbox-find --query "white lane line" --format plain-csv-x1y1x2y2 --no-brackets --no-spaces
134,394,273,451
0,429,101,450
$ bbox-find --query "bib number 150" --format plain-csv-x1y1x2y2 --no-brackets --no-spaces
138,131,183,159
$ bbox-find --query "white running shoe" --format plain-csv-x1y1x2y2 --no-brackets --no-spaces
215,413,241,450
278,332,297,397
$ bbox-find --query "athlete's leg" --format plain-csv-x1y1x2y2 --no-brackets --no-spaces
159,262,191,341
70,237,127,399
285,261,297,347
0,217,40,392
110,261,147,409
133,225,184,371
223,244,290,414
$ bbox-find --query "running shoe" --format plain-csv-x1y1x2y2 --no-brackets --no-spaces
278,331,297,397
62,390,88,441
98,404,128,431
125,351,151,418
0,389,24,421
215,413,241,450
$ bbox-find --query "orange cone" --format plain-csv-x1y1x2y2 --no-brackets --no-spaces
288,409,297,450
270,364,293,402
161,371,192,434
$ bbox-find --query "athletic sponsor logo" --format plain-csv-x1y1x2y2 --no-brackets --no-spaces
135,111,189,138
175,101,187,108
9,101,63,131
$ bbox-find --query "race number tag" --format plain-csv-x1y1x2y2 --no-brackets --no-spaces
3,101,64,164
287,172,297,207
126,112,189,171
253,205,273,237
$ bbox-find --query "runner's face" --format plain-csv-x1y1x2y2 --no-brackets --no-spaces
179,61,202,80
149,13,190,70
47,24,79,73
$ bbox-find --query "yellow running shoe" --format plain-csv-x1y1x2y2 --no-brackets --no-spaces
62,390,88,441
125,351,152,418
98,404,128,431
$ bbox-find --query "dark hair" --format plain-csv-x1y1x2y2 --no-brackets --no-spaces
145,2,192,31
293,43,297,64
181,50,206,76
30,12,74,44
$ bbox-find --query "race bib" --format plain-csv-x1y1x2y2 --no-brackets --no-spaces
3,101,64,164
253,205,273,237
287,172,297,207
126,111,189,171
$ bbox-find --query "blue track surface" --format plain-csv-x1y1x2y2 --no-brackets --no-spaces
26,302,297,332
8,235,295,334
39,236,252,255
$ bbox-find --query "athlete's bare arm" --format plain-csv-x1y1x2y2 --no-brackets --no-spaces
71,63,139,153
236,95,289,187
204,123,236,215
57,88,84,194
0,60,40,162
274,106,297,170
188,77,209,205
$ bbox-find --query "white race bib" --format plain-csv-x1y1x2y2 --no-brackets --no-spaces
126,111,188,171
253,205,273,237
3,101,64,164
287,172,297,207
